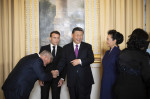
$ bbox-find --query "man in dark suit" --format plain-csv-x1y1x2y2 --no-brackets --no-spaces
52,27,94,99
2,50,56,99
39,31,66,99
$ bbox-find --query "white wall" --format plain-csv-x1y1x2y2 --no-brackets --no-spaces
29,63,101,99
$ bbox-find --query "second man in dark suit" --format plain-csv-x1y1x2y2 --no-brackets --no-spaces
39,31,66,99
53,27,95,99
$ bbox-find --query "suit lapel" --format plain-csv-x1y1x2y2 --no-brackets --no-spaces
78,42,84,58
55,46,60,58
48,44,51,52
70,42,76,59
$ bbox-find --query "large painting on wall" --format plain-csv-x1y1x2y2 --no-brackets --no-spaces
39,0,85,47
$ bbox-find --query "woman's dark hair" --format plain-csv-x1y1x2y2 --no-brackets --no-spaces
127,28,149,50
108,30,124,45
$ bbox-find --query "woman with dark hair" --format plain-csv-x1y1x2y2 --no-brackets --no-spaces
114,28,150,99
100,30,124,99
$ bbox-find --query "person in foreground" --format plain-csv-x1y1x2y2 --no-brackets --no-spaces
100,30,124,99
39,31,66,99
52,27,95,99
2,50,56,99
114,28,150,99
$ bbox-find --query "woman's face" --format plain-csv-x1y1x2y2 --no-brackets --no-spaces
107,34,116,48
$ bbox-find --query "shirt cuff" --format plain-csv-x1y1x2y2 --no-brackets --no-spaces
61,78,64,80
79,59,82,66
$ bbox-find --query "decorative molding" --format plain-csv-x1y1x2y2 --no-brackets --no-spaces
25,0,39,54
34,0,39,53
85,0,101,63
91,0,95,52
29,0,33,53
25,0,27,54
96,0,100,53
85,0,90,43
94,54,101,63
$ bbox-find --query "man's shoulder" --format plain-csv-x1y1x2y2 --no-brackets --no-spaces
41,44,50,48
82,42,91,45
40,44,51,53
81,42,92,47
57,45,63,49
63,42,72,48
24,53,39,60
39,45,50,54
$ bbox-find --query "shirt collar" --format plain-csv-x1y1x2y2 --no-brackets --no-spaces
73,42,81,49
50,44,57,49
37,53,40,57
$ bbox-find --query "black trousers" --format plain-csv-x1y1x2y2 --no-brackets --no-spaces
41,78,61,99
68,76,92,99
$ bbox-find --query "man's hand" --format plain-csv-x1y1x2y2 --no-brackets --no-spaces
70,59,80,66
58,79,64,87
51,70,59,78
39,80,44,86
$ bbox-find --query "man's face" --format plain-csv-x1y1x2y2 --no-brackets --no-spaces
72,31,83,44
50,33,60,46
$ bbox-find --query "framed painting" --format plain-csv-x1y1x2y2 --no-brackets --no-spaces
39,0,85,47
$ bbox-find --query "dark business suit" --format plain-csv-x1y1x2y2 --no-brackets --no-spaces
58,42,94,99
2,53,52,99
39,44,66,99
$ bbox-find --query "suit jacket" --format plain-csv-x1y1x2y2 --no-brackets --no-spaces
58,42,94,87
39,44,66,80
2,53,52,98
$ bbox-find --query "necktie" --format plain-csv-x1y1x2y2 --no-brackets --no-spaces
52,46,55,57
75,45,78,58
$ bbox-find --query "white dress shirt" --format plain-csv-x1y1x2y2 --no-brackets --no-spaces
50,44,57,56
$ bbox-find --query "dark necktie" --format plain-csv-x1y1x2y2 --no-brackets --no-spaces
75,45,78,58
52,46,55,57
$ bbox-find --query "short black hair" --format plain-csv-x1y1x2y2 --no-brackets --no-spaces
108,30,124,45
72,27,84,34
127,28,149,50
50,31,60,37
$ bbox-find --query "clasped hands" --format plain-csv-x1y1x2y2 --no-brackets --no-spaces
70,59,80,66
51,70,59,78
39,70,59,86
51,59,80,78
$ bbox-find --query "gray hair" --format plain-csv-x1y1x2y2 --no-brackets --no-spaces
40,50,53,61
